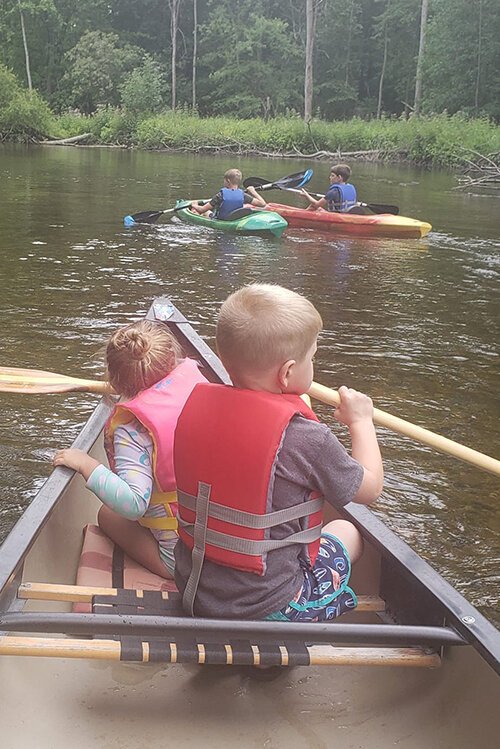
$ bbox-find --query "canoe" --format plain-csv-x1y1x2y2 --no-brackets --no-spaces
265,202,432,238
0,296,499,748
175,202,288,237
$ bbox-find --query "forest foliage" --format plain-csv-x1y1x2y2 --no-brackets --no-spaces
0,0,498,161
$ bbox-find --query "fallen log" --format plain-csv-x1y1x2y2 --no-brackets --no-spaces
38,133,91,146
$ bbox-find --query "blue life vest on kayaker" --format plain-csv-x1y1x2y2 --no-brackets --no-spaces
216,188,245,220
325,183,357,212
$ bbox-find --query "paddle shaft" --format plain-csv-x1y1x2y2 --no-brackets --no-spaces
1,366,498,476
274,185,399,215
307,381,500,478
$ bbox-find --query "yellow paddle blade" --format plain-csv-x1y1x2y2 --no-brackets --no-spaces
0,367,112,395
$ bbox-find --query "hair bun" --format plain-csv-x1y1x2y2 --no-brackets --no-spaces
125,329,151,360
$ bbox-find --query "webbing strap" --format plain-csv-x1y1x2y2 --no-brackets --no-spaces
178,518,322,555
182,482,211,616
177,489,323,528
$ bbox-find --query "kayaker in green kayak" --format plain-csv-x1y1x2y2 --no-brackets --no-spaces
192,168,267,220
301,163,358,213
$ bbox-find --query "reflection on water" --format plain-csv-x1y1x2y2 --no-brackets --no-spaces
0,145,499,626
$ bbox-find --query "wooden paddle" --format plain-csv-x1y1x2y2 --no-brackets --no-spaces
308,381,500,477
1,366,499,477
243,177,400,216
0,367,113,395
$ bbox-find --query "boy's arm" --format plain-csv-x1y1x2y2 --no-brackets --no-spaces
334,386,384,505
245,185,267,207
192,199,213,214
300,187,327,210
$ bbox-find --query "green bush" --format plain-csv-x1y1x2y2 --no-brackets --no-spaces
121,57,166,115
0,64,53,141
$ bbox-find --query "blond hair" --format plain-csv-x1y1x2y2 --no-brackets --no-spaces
106,320,182,398
224,168,243,187
216,284,322,377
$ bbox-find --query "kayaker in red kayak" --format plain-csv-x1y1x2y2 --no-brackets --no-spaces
301,163,358,213
192,168,267,219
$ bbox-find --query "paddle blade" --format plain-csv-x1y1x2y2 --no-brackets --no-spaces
243,177,267,189
243,169,313,192
365,203,399,216
274,169,314,189
125,210,164,225
0,367,112,395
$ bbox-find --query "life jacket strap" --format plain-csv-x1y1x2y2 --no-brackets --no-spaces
177,489,323,528
138,490,178,530
179,518,322,554
182,482,212,616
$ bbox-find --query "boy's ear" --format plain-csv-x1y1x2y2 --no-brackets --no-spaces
278,359,296,391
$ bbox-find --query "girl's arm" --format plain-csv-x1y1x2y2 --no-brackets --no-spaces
53,421,154,519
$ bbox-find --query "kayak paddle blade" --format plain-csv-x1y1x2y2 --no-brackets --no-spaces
243,169,313,192
365,203,400,215
275,169,314,189
126,209,165,225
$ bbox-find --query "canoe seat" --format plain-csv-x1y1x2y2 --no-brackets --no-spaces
72,524,177,613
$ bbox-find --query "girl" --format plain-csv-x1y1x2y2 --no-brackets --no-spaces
53,320,206,578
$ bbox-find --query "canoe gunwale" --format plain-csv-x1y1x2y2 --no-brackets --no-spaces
0,296,498,677
0,610,466,647
0,398,114,609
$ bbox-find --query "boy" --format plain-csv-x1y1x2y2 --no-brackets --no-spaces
301,163,357,213
173,284,383,621
192,168,266,220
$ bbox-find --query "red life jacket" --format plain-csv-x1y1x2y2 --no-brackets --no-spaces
174,383,324,611
104,358,207,531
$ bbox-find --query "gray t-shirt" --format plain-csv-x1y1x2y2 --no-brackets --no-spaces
174,414,364,619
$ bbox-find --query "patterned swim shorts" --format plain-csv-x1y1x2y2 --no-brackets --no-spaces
266,532,357,622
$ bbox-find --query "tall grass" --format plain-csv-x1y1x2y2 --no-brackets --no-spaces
6,104,500,167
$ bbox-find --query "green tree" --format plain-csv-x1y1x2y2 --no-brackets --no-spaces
120,55,166,113
199,0,302,117
62,30,142,113
423,0,500,118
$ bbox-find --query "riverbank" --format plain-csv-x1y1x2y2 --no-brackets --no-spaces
4,104,500,168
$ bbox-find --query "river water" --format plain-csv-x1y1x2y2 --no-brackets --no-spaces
0,144,499,626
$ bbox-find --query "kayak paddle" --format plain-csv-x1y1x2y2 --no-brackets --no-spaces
2,366,499,478
124,199,194,227
243,177,400,215
243,169,313,192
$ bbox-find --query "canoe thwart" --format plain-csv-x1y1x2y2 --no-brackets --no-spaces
17,583,386,614
0,635,441,668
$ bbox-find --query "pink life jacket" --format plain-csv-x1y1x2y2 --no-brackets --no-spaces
174,383,324,612
104,358,207,531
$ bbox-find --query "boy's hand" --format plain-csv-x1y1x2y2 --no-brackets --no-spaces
334,386,374,428
53,448,100,480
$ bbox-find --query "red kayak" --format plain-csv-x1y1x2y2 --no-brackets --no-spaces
265,202,432,239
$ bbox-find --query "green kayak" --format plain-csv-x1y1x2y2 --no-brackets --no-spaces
174,202,287,238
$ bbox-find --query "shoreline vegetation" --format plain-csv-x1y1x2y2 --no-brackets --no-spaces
3,108,500,169
1,62,499,170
